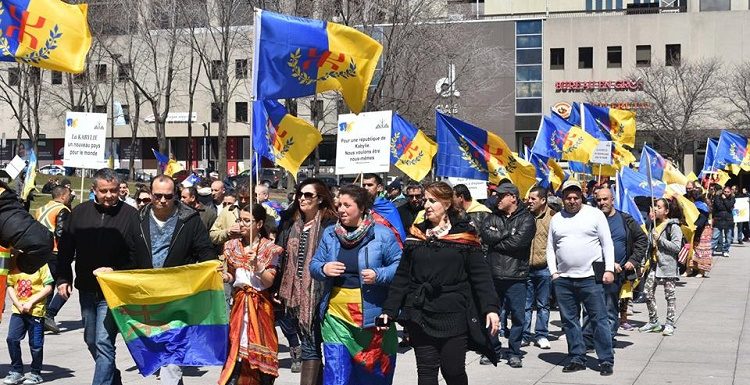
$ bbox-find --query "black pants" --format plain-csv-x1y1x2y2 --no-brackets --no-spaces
409,324,468,385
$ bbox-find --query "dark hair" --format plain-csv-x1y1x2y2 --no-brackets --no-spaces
291,178,337,222
92,168,120,187
453,184,472,201
656,197,684,223
51,185,69,199
529,186,548,199
184,186,198,199
405,184,423,194
137,187,151,196
362,173,383,186
424,181,459,217
338,184,373,214
241,203,269,239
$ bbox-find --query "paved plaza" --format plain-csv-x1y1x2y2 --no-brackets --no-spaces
2,245,750,385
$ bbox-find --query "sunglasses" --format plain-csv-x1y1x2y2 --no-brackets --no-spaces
407,194,423,199
153,193,174,201
298,192,317,200
137,197,151,204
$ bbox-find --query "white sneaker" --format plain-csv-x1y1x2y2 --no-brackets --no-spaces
723,252,730,257
662,324,675,336
535,337,551,349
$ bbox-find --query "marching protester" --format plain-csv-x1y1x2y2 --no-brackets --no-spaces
57,168,139,385
255,184,282,230
546,180,615,376
639,198,684,337
362,173,407,247
211,180,227,215
522,186,555,350
397,184,424,229
381,181,500,385
712,185,735,257
386,180,407,207
276,178,337,385
479,181,535,368
118,181,137,208
452,184,491,230
687,187,713,277
309,184,402,385
180,185,218,232
219,204,284,385
136,188,151,210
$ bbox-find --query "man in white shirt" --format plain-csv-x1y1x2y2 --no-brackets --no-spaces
546,180,615,376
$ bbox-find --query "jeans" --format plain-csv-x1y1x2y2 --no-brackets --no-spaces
491,279,526,359
45,254,67,318
553,276,614,366
409,323,468,385
299,317,323,361
712,227,733,253
6,313,44,374
523,267,551,342
79,290,122,385
582,277,621,347
275,310,300,348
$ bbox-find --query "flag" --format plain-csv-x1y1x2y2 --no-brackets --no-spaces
700,138,719,178
390,113,436,182
567,161,592,174
152,148,168,167
21,149,36,200
531,113,598,163
686,171,698,182
714,130,750,170
548,158,565,192
0,0,92,73
181,173,201,188
565,102,582,126
639,145,666,180
95,261,229,376
529,153,551,188
530,115,563,159
713,169,731,187
164,160,183,177
435,111,536,196
252,9,383,114
663,161,688,186
581,103,636,147
620,166,666,198
614,170,645,227
252,100,322,180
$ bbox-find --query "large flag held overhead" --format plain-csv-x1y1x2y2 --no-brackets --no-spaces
390,113,436,182
96,261,229,376
252,100,322,180
0,0,92,73
252,9,383,114
639,145,666,180
715,130,750,171
614,170,645,227
531,113,599,163
700,138,719,178
580,103,636,147
436,111,536,196
621,166,666,198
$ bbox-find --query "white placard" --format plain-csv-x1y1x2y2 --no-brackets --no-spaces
63,112,108,169
591,141,612,165
446,177,488,200
336,110,392,175
734,197,749,223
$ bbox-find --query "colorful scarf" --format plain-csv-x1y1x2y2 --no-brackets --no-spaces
224,237,282,273
409,223,481,247
334,214,375,248
278,212,325,335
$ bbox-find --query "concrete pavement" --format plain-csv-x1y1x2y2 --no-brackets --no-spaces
2,245,749,385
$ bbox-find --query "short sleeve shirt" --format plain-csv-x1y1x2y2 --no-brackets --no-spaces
8,263,54,317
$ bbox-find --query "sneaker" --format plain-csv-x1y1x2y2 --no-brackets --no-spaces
662,324,675,336
2,372,24,385
620,322,634,331
535,337,551,349
43,317,60,334
508,356,522,368
479,355,493,365
21,373,42,385
723,252,730,257
520,340,530,347
638,322,662,333
695,273,703,278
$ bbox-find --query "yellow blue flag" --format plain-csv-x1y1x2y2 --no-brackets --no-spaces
0,0,91,73
715,130,750,170
531,113,598,163
580,103,636,147
252,10,383,114
390,113,436,182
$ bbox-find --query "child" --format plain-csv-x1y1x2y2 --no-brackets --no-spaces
4,259,53,385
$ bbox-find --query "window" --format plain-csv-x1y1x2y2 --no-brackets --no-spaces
118,63,131,82
636,45,651,67
515,20,542,116
211,60,223,80
94,105,107,114
211,102,221,122
311,99,324,122
73,72,86,85
51,71,63,85
700,0,730,11
29,67,41,85
516,20,541,35
8,68,20,86
516,99,542,114
235,59,248,79
516,82,542,98
95,64,107,82
235,102,248,122
516,66,541,82
550,48,564,70
72,105,85,112
516,35,542,49
120,104,131,124
336,99,349,115
666,44,681,66
607,46,622,68
517,49,542,65
578,47,593,69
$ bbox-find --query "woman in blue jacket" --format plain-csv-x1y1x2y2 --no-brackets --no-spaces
309,184,402,385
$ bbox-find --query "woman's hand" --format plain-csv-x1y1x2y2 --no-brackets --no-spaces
486,312,500,336
323,262,346,277
361,269,377,284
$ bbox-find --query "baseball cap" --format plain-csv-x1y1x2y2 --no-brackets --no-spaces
387,180,402,191
561,180,582,192
496,182,519,196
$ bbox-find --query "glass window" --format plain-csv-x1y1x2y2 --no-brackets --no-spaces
235,102,248,122
578,47,593,69
516,98,542,114
120,104,131,124
636,45,651,67
666,44,681,66
517,49,542,65
700,0,730,11
516,66,542,81
550,48,564,70
94,105,107,114
211,102,221,122
516,20,542,35
516,35,542,49
607,46,622,68
118,63,131,82
311,99,324,121
210,60,223,80
235,59,248,79
51,71,62,85
516,82,542,98
95,64,107,82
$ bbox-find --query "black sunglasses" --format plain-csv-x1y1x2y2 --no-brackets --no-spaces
406,194,423,199
137,197,151,203
153,193,174,201
298,192,317,200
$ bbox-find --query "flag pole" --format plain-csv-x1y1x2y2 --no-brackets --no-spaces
80,170,86,203
643,142,657,222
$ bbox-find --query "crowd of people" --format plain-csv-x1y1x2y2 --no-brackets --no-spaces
1,168,745,385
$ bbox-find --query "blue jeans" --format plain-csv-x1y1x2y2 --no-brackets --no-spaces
582,278,621,347
553,277,614,366
491,279,526,359
45,254,67,318
712,227,733,253
275,310,300,348
6,313,44,374
523,267,551,342
79,291,122,385
299,316,322,361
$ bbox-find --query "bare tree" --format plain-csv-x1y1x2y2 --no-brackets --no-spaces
628,58,723,164
0,64,44,154
722,61,750,135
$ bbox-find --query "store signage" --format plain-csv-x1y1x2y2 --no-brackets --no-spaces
555,80,642,92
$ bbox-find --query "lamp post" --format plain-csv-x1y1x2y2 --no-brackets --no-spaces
202,122,211,170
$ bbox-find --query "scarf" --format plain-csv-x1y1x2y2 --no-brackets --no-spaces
409,221,481,247
278,211,324,335
224,237,282,273
334,214,374,248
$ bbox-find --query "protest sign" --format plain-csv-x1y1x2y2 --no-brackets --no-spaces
591,141,613,165
734,197,749,223
446,177,488,200
336,111,392,175
63,112,107,169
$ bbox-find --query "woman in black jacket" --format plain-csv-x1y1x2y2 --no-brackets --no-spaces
712,185,735,257
379,181,500,385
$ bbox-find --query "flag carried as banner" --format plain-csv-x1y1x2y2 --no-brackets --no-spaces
0,0,92,73
252,9,383,114
435,111,536,196
614,170,645,227
580,103,636,147
700,137,719,178
252,100,322,180
95,261,229,376
620,166,666,198
531,113,599,163
639,144,666,180
390,113,436,182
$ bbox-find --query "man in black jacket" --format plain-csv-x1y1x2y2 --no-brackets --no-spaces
0,183,52,276
57,168,139,385
133,175,218,385
480,181,536,368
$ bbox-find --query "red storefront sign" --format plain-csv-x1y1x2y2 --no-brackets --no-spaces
555,80,643,92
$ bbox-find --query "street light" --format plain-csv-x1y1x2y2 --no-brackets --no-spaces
202,122,211,170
